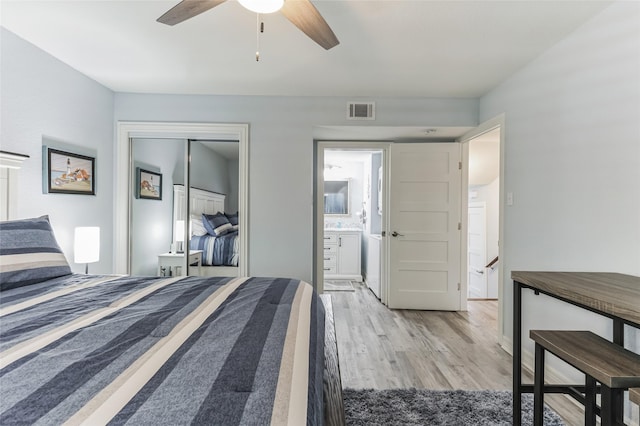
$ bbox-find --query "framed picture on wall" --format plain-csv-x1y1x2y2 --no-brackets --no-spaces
46,148,96,195
137,168,162,200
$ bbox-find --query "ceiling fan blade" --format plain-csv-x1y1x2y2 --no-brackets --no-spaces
280,0,339,50
157,0,227,26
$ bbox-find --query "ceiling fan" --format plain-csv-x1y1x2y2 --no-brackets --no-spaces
157,0,340,50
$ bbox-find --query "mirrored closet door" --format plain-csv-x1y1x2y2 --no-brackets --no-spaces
130,138,241,278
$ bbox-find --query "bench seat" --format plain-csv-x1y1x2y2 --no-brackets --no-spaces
530,330,640,426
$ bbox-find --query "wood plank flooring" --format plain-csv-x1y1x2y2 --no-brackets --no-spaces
329,281,583,425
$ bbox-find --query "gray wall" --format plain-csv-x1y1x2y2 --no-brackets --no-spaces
114,95,478,282
227,159,239,213
131,138,185,276
479,0,640,370
187,141,232,209
1,28,115,274
1,23,477,283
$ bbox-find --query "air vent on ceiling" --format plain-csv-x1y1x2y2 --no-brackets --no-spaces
347,102,375,120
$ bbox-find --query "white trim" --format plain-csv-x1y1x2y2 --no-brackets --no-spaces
0,151,30,169
458,114,506,344
0,151,29,221
460,141,469,311
116,122,249,276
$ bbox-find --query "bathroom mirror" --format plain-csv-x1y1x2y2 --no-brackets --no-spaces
324,179,350,215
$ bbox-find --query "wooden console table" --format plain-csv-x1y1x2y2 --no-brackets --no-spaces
512,271,640,425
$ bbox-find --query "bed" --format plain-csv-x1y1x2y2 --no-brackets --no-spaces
0,215,345,425
173,185,240,277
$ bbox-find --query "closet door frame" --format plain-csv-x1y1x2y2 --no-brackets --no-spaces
115,122,249,276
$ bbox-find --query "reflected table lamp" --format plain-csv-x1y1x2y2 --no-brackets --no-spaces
74,226,100,274
175,220,185,254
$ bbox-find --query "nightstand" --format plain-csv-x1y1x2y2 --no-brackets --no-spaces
157,250,203,277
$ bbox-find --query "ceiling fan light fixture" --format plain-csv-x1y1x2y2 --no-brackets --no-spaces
238,0,284,14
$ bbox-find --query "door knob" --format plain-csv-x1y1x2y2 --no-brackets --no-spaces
391,231,404,237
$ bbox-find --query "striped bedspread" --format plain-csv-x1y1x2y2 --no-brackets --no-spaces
190,232,239,266
0,274,325,425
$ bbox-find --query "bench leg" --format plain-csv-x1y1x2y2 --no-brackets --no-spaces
584,375,596,426
600,385,614,426
533,342,545,426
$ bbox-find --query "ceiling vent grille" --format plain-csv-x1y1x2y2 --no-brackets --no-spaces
347,102,375,120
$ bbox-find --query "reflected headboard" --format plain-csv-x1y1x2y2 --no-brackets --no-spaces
0,151,30,221
172,185,225,243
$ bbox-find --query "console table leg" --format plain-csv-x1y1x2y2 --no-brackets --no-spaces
513,281,522,426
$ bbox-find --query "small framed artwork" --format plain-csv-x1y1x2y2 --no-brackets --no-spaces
138,168,162,200
47,148,96,195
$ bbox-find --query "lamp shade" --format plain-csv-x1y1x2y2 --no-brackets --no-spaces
238,0,283,14
175,220,185,243
74,227,100,264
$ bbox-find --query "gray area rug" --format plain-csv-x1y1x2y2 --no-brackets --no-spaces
343,388,565,425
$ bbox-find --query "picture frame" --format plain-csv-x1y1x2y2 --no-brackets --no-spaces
137,168,162,200
47,148,96,195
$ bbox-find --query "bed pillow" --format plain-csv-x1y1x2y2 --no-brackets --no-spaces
202,213,232,236
190,215,208,237
225,212,239,231
0,215,72,291
225,212,239,226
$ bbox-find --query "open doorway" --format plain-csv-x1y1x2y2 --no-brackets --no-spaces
315,142,390,303
459,116,505,345
466,128,500,300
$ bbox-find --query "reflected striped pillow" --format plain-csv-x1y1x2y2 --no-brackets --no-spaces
0,216,72,291
225,212,239,232
202,213,232,236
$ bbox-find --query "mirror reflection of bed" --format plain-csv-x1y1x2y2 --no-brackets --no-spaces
173,185,239,277
130,139,240,277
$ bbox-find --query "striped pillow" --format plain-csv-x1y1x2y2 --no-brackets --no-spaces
225,212,239,232
0,216,72,291
225,212,238,226
202,213,232,236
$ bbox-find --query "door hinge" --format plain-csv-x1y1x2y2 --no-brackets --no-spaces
458,161,462,170
458,283,461,291
458,222,461,230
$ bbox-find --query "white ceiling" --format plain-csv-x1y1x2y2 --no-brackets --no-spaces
0,1,605,178
1,0,611,98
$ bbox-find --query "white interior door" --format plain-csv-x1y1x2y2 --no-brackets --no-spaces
388,143,461,310
467,203,487,298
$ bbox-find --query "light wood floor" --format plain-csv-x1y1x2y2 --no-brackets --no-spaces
329,281,583,425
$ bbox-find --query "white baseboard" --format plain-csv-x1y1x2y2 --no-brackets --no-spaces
501,336,639,426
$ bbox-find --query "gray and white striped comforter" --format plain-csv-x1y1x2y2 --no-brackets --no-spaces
0,274,325,425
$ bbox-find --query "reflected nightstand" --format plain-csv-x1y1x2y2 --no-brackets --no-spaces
157,250,203,277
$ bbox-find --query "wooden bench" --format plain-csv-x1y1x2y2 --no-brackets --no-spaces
530,330,640,426
630,388,640,419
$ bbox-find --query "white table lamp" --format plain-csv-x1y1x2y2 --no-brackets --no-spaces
74,226,100,274
175,220,185,253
